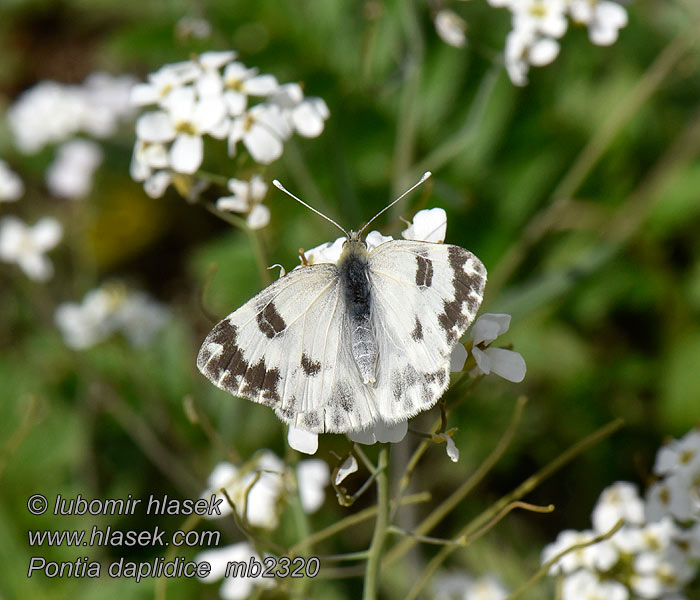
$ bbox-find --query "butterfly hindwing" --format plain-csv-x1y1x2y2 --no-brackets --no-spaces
197,264,380,433
366,240,487,423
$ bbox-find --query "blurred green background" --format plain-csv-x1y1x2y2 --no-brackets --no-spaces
0,0,699,598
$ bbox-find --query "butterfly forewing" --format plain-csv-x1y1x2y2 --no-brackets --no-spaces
366,240,487,422
197,264,381,433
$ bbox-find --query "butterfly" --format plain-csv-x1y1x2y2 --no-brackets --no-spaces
197,172,487,434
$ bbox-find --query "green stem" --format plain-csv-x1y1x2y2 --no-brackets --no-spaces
363,446,390,600
398,418,625,599
287,491,429,556
204,202,271,286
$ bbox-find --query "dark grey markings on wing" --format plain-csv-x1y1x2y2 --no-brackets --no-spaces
415,254,434,288
411,316,424,341
326,379,357,431
197,319,281,405
256,302,286,338
437,246,486,343
301,353,321,376
302,410,321,430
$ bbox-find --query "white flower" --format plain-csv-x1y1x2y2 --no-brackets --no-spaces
8,74,135,153
348,418,408,445
592,481,645,533
114,292,169,346
504,27,560,87
675,522,700,560
469,313,526,382
434,432,460,463
335,455,359,485
435,9,467,48
561,570,628,600
55,287,119,349
202,453,284,529
303,236,346,265
512,0,568,40
541,529,603,574
78,72,137,137
433,571,474,600
466,575,509,600
653,429,700,477
175,16,212,40
135,86,228,174
220,61,279,116
46,139,103,198
645,477,698,523
0,216,62,281
433,572,509,600
0,160,24,202
296,459,330,513
402,208,447,243
228,103,292,164
201,453,327,527
216,175,270,229
54,283,167,349
288,425,319,455
195,542,274,600
631,544,695,599
450,342,468,372
130,60,202,107
270,83,329,138
569,0,628,46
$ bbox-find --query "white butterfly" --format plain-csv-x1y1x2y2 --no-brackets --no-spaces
197,173,487,434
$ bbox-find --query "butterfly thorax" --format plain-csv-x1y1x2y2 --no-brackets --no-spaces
337,234,378,385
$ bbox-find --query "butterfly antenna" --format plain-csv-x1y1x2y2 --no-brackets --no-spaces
272,179,349,237
359,171,432,236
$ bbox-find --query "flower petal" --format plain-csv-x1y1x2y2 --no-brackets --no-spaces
136,111,176,143
402,207,447,243
449,342,468,372
471,313,511,345
484,347,527,382
335,455,359,485
32,217,63,250
288,425,318,454
246,204,270,230
170,133,203,174
296,459,329,513
243,124,283,164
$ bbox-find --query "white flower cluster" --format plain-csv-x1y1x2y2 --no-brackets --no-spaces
216,175,270,230
46,139,104,199
433,571,510,600
647,429,700,524
54,282,168,349
199,451,329,530
0,216,62,281
434,9,468,49
0,160,24,202
195,541,273,600
195,452,329,598
286,208,526,456
542,429,700,600
487,0,629,86
8,72,136,154
468,313,527,383
130,51,329,200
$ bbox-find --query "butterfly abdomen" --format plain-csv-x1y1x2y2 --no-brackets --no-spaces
338,241,378,385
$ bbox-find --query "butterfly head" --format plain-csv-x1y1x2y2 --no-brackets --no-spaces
340,230,369,259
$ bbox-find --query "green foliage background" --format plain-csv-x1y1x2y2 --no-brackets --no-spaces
0,0,699,598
